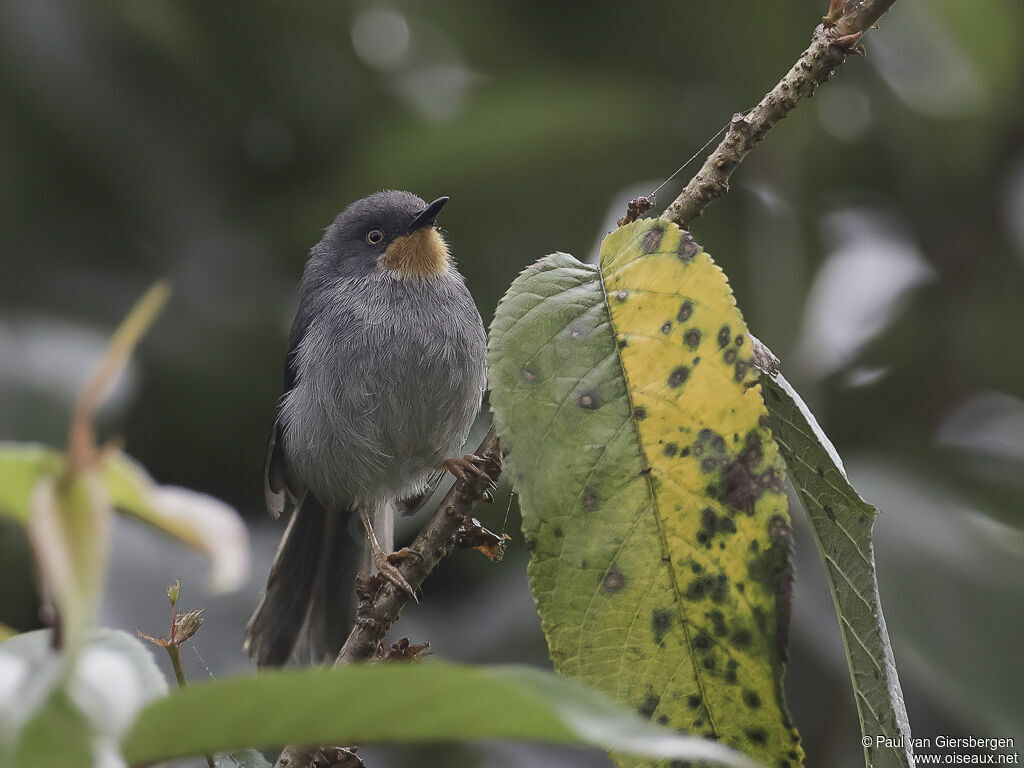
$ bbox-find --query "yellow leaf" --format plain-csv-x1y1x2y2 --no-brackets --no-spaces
489,220,802,767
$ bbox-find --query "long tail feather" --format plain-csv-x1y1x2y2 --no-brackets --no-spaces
306,509,360,662
245,496,329,667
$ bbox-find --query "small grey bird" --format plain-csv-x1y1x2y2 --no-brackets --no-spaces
244,190,488,667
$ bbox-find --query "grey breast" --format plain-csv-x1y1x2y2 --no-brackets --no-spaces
280,267,486,506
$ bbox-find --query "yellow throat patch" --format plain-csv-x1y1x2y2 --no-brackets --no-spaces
380,228,451,278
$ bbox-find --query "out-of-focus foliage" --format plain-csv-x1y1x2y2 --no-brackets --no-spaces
0,629,168,768
0,629,759,768
489,224,801,767
0,1,1021,766
122,662,760,768
0,283,248,656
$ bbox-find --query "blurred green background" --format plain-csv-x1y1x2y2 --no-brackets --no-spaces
1,1,1022,766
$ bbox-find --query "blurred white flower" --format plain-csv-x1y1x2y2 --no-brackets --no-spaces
936,390,1024,464
795,208,934,379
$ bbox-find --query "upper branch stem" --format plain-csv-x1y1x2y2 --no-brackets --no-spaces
660,0,898,229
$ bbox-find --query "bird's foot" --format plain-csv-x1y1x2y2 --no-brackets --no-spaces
358,508,418,602
442,454,491,484
372,547,418,602
386,547,420,566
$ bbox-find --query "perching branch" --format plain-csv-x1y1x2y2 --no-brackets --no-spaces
337,428,501,663
660,0,899,229
273,427,503,768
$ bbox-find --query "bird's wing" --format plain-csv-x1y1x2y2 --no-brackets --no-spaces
264,304,313,518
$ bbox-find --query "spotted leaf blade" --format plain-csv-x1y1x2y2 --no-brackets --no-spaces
760,373,913,768
488,220,803,768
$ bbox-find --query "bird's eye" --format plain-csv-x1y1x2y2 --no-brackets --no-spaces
366,228,384,245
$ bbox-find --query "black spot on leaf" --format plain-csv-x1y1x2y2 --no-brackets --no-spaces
652,610,671,645
732,629,752,647
602,568,626,593
678,232,700,261
746,728,768,745
708,610,728,636
578,391,600,410
638,693,660,719
717,326,731,348
643,226,665,252
668,367,689,387
677,301,693,322
684,328,701,349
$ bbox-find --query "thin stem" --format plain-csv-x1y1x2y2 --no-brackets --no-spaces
166,645,188,689
165,645,215,768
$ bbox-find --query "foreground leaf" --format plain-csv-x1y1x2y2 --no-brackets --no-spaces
26,470,111,652
122,663,759,768
6,689,93,768
104,453,249,592
488,220,802,767
760,373,913,768
0,444,62,524
0,445,248,597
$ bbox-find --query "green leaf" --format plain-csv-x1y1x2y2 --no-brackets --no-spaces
488,221,802,768
6,689,94,768
0,444,62,524
760,373,913,768
26,470,111,652
103,452,249,593
122,663,760,768
0,441,248,601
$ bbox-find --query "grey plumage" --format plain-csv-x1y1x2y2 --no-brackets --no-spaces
245,190,486,667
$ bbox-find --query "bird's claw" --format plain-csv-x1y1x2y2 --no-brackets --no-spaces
442,454,491,484
373,548,418,603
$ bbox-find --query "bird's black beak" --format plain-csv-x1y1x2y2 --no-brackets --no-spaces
407,196,448,234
